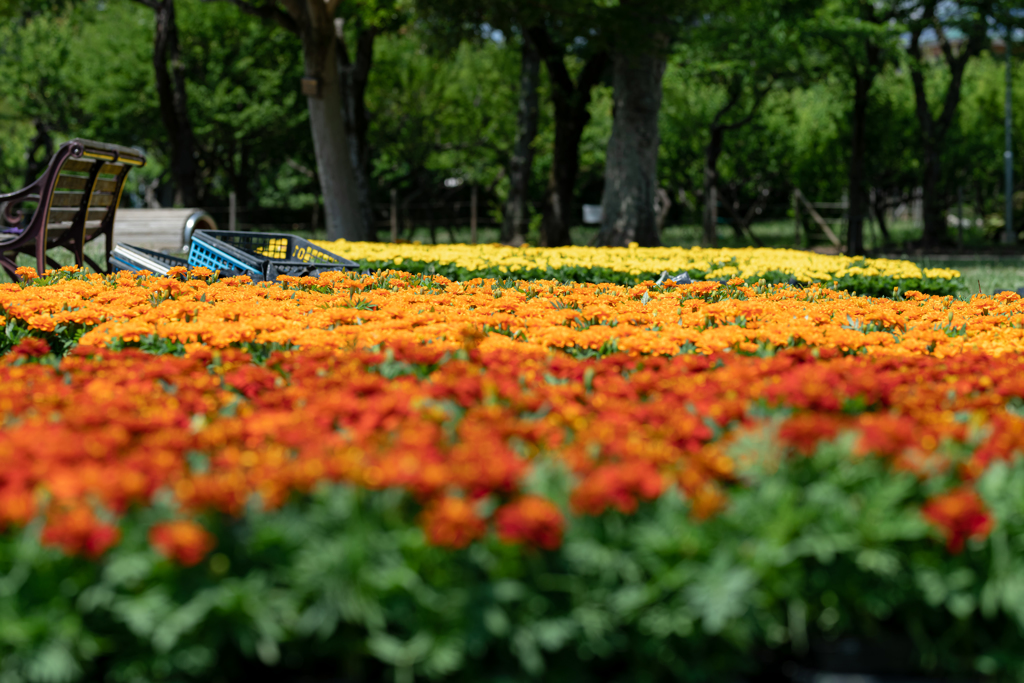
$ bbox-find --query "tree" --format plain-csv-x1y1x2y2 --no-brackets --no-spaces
337,16,379,239
898,1,999,247
221,0,366,240
131,0,201,206
367,25,519,240
592,0,674,247
812,0,900,255
673,0,816,247
335,3,409,241
0,10,89,187
530,24,608,246
412,0,548,244
177,0,315,211
501,29,540,244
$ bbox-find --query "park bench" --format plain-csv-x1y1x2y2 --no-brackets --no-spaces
0,139,145,280
113,208,218,253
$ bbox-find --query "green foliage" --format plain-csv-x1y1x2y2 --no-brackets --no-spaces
5,426,1024,681
174,0,311,208
369,28,520,191
2,0,1021,239
0,0,314,208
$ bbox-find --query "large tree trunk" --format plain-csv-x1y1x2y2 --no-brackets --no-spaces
502,32,541,244
532,26,607,247
142,0,200,206
540,110,582,247
702,126,724,247
337,22,377,240
297,1,365,242
872,188,893,246
846,72,872,256
214,0,365,239
596,49,666,247
919,144,945,246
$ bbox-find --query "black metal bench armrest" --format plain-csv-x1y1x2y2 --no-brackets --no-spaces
0,181,42,203
0,181,43,226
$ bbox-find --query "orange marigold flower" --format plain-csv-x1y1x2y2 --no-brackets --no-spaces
922,487,993,553
149,520,217,566
14,266,38,280
166,266,189,279
420,496,486,549
690,483,727,520
0,485,36,527
495,495,564,550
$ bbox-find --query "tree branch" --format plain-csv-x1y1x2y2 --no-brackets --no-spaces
219,0,298,34
528,25,574,96
720,85,769,132
710,77,744,130
575,50,609,100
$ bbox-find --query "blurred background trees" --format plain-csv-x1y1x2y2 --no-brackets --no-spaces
0,0,1021,249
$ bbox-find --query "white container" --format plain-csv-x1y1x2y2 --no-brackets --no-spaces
582,204,603,225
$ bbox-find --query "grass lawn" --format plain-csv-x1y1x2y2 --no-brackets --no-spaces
924,260,1024,298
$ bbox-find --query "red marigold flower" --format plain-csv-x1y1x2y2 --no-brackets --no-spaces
855,413,918,458
149,520,217,566
922,487,993,553
420,496,486,549
41,506,120,558
495,495,564,550
570,462,665,516
10,337,51,358
779,413,843,456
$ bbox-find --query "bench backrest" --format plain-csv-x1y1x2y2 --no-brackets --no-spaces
39,139,146,237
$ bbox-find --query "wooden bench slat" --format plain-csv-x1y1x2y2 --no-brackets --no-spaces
56,175,89,191
48,208,109,224
51,192,86,208
61,159,94,173
47,222,104,234
90,192,116,208
61,159,128,176
56,175,118,193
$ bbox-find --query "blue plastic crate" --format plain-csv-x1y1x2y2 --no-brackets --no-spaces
187,230,359,282
187,232,262,277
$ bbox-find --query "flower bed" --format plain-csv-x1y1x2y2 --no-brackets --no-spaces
0,266,1008,359
313,241,962,296
1,266,1022,682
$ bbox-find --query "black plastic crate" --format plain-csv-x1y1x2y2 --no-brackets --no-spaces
198,231,357,266
110,244,190,276
189,231,359,282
